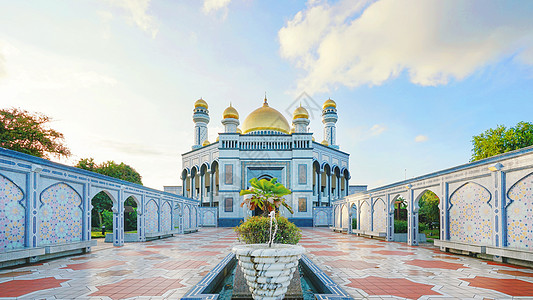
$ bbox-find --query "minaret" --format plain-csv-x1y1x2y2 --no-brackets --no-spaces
192,98,209,149
292,104,310,133
322,98,338,149
221,103,239,133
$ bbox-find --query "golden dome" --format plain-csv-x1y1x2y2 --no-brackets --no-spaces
223,104,239,119
195,98,208,109
293,105,309,119
290,127,295,134
202,140,210,146
241,99,290,134
321,139,329,146
323,98,336,110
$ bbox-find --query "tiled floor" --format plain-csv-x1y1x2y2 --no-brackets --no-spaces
0,228,532,299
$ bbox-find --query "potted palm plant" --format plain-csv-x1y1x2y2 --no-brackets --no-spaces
232,178,304,300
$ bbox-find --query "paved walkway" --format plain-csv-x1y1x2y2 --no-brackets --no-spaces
0,228,532,299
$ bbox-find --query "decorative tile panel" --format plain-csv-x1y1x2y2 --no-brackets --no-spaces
145,200,158,233
38,183,82,245
0,175,25,250
507,172,533,250
161,202,171,232
373,199,387,232
183,206,190,229
360,201,371,231
449,182,492,245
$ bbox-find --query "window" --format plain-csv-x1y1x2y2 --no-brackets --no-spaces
225,198,233,212
298,164,307,185
298,197,307,212
224,164,233,185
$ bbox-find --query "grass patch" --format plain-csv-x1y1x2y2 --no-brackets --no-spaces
91,231,106,238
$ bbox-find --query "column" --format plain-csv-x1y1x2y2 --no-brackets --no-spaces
139,194,146,242
386,194,394,241
182,177,186,197
327,174,332,206
210,171,214,207
369,197,374,232
191,175,195,199
27,164,43,249
491,165,506,248
113,188,125,246
317,171,321,206
200,173,204,203
406,187,418,246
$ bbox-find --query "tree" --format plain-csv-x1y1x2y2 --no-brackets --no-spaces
75,158,143,229
0,108,71,158
418,191,440,229
471,121,533,161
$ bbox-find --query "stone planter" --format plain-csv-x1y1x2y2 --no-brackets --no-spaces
232,244,305,300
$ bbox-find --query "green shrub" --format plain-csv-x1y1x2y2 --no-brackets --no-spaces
394,220,408,233
234,216,302,245
418,222,427,233
352,218,357,229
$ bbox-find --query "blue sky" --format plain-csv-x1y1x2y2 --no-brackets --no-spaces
1,0,532,189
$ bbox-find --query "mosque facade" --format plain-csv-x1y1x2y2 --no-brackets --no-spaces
180,98,351,226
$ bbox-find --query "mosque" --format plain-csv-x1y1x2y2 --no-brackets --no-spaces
179,97,354,226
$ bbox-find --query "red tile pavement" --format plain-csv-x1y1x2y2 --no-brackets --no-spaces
200,245,230,248
0,277,69,297
89,277,185,299
0,270,33,278
119,250,157,256
405,259,466,270
146,245,175,249
432,254,461,260
461,276,533,296
309,250,349,256
60,260,126,270
181,251,222,256
496,270,533,277
352,244,384,248
154,260,209,270
484,261,529,269
324,259,378,270
346,276,441,299
373,250,415,256
303,244,331,248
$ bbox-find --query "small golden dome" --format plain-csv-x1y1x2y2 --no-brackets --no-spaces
241,98,290,134
290,127,295,134
215,136,219,142
312,136,315,142
237,128,242,134
321,139,329,146
195,98,208,109
293,105,309,119
323,98,336,110
202,140,210,146
223,104,239,119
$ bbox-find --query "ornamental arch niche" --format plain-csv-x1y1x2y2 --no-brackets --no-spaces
506,172,533,250
38,182,83,246
449,182,492,245
161,201,172,232
341,203,349,229
350,203,357,231
372,198,387,233
0,174,25,250
359,200,371,231
145,199,159,234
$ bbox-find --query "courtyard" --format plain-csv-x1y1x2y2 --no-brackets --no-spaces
1,228,532,299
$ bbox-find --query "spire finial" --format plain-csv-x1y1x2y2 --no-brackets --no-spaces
230,101,232,107
263,92,268,106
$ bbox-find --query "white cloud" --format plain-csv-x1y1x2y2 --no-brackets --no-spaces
370,124,386,136
415,135,428,142
279,0,533,94
202,0,232,18
106,0,159,38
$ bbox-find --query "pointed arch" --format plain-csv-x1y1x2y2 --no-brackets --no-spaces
0,174,25,250
359,200,371,231
506,172,533,250
161,201,172,232
38,182,83,246
145,199,159,233
373,198,387,233
341,203,349,229
449,182,492,245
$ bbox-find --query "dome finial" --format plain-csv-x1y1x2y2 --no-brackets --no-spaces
263,92,268,107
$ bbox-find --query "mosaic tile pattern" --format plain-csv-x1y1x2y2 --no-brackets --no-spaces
372,198,386,232
145,199,158,233
449,182,492,245
191,207,197,228
183,205,191,229
38,183,82,245
161,201,172,231
173,204,181,229
315,210,328,226
507,172,533,249
0,175,25,250
359,201,371,231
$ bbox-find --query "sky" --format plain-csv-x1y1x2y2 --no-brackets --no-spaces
1,0,533,190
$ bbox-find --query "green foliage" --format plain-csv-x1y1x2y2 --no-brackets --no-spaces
394,220,408,233
102,210,113,230
90,191,113,228
124,197,138,231
418,191,440,227
471,121,533,161
0,108,71,158
352,218,357,229
234,216,302,245
240,177,293,216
